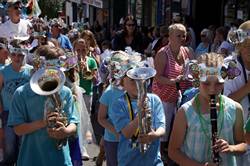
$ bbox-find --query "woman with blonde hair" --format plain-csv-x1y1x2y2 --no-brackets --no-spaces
152,23,194,164
195,28,213,58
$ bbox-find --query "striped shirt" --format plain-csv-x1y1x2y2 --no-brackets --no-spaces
152,44,192,103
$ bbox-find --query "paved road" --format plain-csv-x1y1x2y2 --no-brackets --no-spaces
83,143,106,166
84,112,106,166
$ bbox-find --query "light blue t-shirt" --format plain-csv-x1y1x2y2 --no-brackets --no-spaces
110,93,165,166
57,34,73,50
0,64,5,69
195,42,210,57
99,85,124,142
8,83,79,166
0,64,32,111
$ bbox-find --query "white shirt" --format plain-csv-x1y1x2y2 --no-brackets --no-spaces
0,18,31,41
100,49,112,62
223,57,250,122
217,41,234,56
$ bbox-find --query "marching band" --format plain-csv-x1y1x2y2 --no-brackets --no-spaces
1,1,250,166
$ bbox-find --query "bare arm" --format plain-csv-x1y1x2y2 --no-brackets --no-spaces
228,80,250,102
121,116,139,139
168,108,205,166
230,102,247,154
98,103,118,138
13,120,46,136
185,46,195,60
138,127,165,144
47,122,77,140
154,48,176,85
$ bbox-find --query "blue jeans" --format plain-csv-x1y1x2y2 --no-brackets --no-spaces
1,111,19,165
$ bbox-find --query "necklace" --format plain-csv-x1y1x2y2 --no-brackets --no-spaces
194,94,224,159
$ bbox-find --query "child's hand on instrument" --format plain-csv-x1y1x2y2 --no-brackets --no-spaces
213,138,231,153
138,129,157,144
47,121,67,139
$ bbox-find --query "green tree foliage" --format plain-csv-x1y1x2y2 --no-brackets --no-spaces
38,0,63,18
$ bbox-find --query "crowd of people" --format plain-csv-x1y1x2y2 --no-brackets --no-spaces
1,0,250,166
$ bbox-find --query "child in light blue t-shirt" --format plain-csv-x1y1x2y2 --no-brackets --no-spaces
7,45,79,166
98,50,129,166
8,84,78,166
98,84,124,165
110,67,166,166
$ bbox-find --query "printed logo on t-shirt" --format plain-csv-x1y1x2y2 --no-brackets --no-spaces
4,78,29,98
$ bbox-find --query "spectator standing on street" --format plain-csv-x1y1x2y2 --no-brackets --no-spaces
213,26,234,57
195,28,213,58
152,23,193,164
112,15,145,54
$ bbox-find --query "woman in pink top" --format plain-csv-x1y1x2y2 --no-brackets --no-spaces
152,23,194,164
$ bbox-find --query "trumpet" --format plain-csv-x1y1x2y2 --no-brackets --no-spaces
79,56,94,80
30,67,68,150
126,67,156,153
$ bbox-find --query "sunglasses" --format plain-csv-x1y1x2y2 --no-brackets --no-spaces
11,53,25,57
51,25,60,28
200,34,207,37
126,24,135,27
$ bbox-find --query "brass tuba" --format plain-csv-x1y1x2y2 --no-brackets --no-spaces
126,67,156,153
30,67,68,150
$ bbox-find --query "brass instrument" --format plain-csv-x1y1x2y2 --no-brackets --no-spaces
30,67,68,150
80,56,94,80
126,67,156,153
210,95,222,165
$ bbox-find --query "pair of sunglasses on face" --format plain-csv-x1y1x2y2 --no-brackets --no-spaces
126,24,135,27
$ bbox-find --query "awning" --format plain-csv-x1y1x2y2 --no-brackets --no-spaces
82,0,103,8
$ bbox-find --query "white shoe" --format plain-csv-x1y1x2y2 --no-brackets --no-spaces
82,153,90,161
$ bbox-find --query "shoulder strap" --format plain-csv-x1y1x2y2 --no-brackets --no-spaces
124,93,139,141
